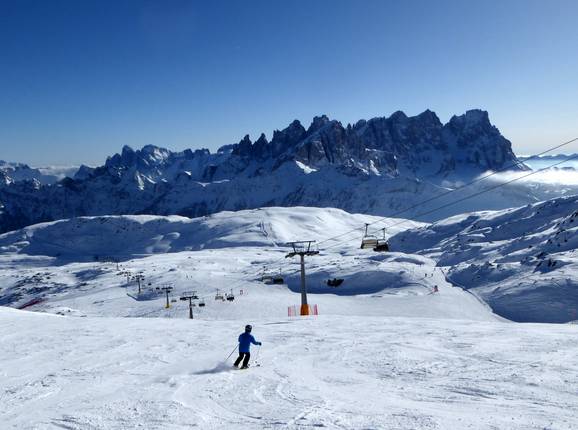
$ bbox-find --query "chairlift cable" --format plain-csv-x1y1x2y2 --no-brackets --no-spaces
321,151,578,252
250,150,578,284
316,136,578,247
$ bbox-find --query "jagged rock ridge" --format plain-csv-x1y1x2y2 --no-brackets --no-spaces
0,109,525,233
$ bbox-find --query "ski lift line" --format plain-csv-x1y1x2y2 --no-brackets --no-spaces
320,152,578,253
190,261,305,304
20,139,578,309
150,142,578,303
315,136,578,248
373,152,578,233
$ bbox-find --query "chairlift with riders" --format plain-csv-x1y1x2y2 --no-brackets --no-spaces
327,278,344,287
373,228,390,252
226,289,235,302
360,223,379,249
261,268,284,285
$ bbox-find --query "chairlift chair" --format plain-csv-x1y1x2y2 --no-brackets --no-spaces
327,278,344,287
198,301,206,307
260,267,271,284
226,289,235,302
262,268,284,285
373,228,390,252
273,268,284,284
360,224,379,249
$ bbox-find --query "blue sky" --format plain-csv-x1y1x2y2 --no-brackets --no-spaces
1,0,577,165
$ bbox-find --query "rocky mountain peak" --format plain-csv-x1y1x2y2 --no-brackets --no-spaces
448,109,491,131
306,115,332,135
270,120,307,156
390,110,409,122
415,109,442,126
0,109,527,233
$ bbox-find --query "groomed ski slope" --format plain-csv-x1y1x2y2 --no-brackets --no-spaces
1,307,577,430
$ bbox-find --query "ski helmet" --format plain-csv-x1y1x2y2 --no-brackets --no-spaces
245,324,252,332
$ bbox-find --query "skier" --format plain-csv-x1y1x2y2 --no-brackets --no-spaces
234,324,262,369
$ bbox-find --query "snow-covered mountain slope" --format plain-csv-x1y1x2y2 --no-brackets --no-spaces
0,109,533,233
0,206,501,323
2,307,577,430
0,207,422,258
389,195,578,323
0,160,77,186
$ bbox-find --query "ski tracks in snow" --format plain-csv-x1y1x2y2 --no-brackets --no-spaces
2,310,578,429
259,219,279,248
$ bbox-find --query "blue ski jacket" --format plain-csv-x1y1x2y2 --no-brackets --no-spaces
238,332,261,353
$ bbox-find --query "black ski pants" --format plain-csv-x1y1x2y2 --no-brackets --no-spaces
234,352,250,367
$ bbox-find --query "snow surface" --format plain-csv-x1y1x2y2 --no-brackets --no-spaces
1,207,491,322
390,195,578,322
1,205,577,429
2,308,578,429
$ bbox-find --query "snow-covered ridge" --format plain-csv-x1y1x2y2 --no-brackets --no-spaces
389,195,578,322
0,109,527,233
0,160,78,186
0,207,419,258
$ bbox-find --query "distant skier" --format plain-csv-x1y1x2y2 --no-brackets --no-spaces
234,324,262,369
429,285,439,294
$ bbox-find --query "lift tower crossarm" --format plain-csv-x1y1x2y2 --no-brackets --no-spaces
180,291,197,319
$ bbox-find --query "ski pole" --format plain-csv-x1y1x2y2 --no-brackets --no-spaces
224,344,238,362
254,345,261,365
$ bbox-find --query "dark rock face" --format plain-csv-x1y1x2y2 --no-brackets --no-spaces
0,109,524,233
442,110,516,170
